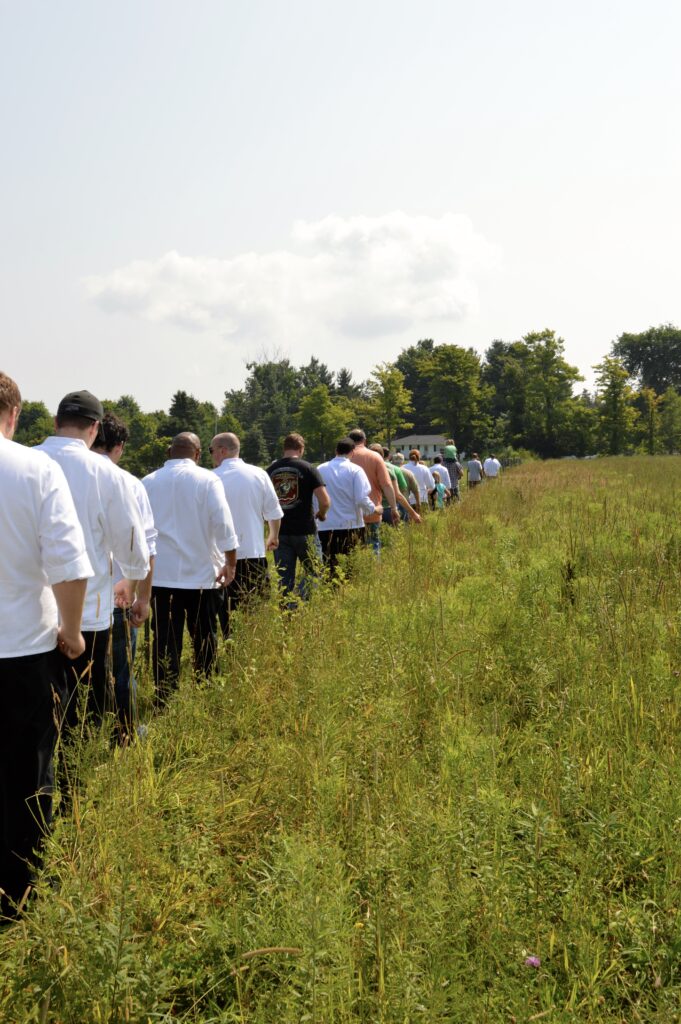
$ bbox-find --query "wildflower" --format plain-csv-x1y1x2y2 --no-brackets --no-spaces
524,955,541,968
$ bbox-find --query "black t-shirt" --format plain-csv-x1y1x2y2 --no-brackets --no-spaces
266,457,325,535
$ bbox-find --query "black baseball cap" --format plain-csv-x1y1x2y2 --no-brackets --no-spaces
57,390,104,422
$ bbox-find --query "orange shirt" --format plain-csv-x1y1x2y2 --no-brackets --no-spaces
349,446,393,524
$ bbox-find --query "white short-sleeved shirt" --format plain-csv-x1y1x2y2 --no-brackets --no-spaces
214,458,283,560
316,456,375,530
409,462,436,502
143,458,238,589
37,436,150,631
430,463,452,488
0,436,93,657
483,458,502,477
113,467,158,585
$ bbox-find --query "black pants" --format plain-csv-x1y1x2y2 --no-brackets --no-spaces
61,629,113,733
0,648,66,918
218,558,269,637
319,528,362,580
151,587,219,708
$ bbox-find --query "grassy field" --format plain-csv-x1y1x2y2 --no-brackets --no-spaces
2,457,681,1023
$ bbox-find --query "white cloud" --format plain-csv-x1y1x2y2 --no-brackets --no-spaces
84,212,499,348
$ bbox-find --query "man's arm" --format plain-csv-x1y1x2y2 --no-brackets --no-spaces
216,549,237,587
314,484,331,521
265,519,281,551
129,556,155,627
262,475,284,550
354,468,376,518
396,489,421,523
53,579,87,659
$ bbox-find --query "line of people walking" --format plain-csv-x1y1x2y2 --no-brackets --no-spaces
0,371,501,921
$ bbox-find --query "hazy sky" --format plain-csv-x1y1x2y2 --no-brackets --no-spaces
2,0,679,411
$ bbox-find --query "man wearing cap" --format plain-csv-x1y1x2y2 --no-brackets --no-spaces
210,432,283,636
36,390,150,732
0,372,92,918
143,432,238,707
92,412,157,740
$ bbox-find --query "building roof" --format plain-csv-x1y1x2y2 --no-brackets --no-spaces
392,433,447,445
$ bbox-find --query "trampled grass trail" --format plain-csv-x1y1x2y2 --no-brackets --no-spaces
2,457,681,1022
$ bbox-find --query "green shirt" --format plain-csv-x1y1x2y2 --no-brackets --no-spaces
444,444,458,460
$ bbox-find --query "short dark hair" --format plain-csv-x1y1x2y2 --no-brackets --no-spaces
0,372,21,415
336,437,356,456
283,432,305,451
348,428,365,444
433,455,442,463
95,412,129,452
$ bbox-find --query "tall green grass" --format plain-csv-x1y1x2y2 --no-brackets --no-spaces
2,457,681,1022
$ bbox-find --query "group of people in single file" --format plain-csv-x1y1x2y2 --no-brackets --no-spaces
0,370,501,920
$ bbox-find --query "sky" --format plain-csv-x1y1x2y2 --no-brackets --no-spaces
1,0,679,412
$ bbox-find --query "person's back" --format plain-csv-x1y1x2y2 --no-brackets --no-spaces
144,456,235,589
467,454,483,486
214,457,282,559
267,453,324,537
265,433,330,605
143,433,237,706
0,373,92,919
317,455,374,530
0,438,89,656
349,443,393,523
483,456,502,478
37,434,149,630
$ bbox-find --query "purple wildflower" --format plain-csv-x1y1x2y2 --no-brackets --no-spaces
524,955,541,968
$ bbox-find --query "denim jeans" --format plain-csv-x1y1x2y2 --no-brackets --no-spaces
273,533,322,604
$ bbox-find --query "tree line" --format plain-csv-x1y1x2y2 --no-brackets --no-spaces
14,323,681,475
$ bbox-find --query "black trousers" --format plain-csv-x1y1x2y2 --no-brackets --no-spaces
319,528,362,580
218,558,269,637
61,629,113,733
0,647,66,917
151,587,219,708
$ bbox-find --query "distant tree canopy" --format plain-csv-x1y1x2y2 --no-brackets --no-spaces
613,324,681,394
13,323,681,472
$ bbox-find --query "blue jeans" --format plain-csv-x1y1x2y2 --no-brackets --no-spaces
112,607,138,734
364,521,381,556
273,533,322,604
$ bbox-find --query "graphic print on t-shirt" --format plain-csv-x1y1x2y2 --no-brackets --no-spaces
272,470,300,508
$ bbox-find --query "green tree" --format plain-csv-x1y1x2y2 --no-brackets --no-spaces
297,357,335,393
333,367,363,400
241,425,271,466
366,363,414,448
13,401,53,446
395,339,436,432
223,359,300,454
165,390,220,467
482,340,531,447
522,330,582,457
560,392,598,457
594,356,638,454
295,386,351,462
634,387,662,454
425,345,490,449
659,387,681,453
613,324,681,393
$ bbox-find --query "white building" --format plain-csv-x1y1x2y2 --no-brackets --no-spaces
392,434,448,458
